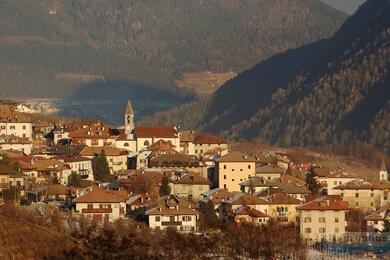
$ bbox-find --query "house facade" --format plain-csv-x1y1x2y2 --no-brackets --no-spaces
146,195,199,232
297,198,348,242
215,151,256,192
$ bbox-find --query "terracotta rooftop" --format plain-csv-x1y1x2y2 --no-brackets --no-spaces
73,186,125,203
216,151,256,163
363,205,390,221
134,126,178,138
193,135,227,144
256,165,283,174
80,146,128,156
173,173,211,185
68,126,111,139
200,188,235,204
227,193,269,205
55,154,91,163
297,198,349,211
271,175,305,186
180,130,196,142
267,193,302,205
46,184,70,196
145,195,199,216
234,206,270,218
0,164,21,175
333,178,385,190
150,154,198,163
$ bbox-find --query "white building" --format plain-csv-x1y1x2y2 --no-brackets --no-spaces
73,186,127,223
146,195,199,232
297,197,349,243
55,155,94,181
0,135,33,155
0,117,33,140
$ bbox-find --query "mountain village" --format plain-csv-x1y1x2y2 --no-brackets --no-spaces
0,99,389,258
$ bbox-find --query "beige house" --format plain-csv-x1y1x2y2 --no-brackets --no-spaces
80,147,129,174
55,155,94,181
169,172,211,201
73,186,127,223
297,198,348,242
193,135,228,159
145,195,199,232
215,151,256,192
333,179,387,213
256,165,282,181
219,192,270,224
233,206,270,225
0,135,33,155
363,204,390,232
267,193,302,223
34,159,72,185
180,130,196,155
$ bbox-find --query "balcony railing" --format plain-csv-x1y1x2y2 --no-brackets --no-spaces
162,221,182,226
82,208,112,214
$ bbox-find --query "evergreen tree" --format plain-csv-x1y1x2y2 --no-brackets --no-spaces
202,200,219,227
92,150,110,182
305,170,321,194
51,173,61,184
159,174,171,197
68,171,82,187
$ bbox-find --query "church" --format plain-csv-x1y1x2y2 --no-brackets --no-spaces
114,100,180,152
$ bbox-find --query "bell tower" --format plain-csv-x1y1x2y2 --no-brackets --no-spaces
125,99,134,135
379,159,388,181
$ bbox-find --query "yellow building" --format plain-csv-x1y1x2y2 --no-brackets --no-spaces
215,151,256,192
0,164,10,191
333,178,388,213
267,193,302,223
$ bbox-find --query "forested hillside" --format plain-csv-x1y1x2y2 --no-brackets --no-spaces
321,0,366,14
0,0,346,98
140,0,390,154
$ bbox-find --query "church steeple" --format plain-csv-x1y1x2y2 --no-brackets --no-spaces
379,158,388,181
125,100,134,135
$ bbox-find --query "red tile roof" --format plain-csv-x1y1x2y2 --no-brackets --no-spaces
234,206,270,218
194,135,227,144
73,186,125,203
297,198,348,211
134,126,178,138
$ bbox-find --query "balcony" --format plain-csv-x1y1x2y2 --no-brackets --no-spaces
162,221,182,226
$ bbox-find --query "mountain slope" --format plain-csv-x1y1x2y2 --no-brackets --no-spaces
140,0,390,153
321,0,366,14
0,0,346,98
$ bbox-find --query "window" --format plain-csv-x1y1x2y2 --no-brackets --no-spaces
356,202,359,206
232,169,235,172
334,181,337,185
183,216,192,221
144,140,149,146
87,204,93,209
355,193,359,198
200,150,203,153
240,169,243,172
155,216,160,222
232,179,234,182
23,134,26,138
371,193,374,198
223,175,226,180
305,228,311,234
304,217,311,223
371,202,374,207
223,164,226,169
10,125,15,130
223,184,227,189
124,143,129,147
319,228,326,233
319,217,326,223
335,217,339,223
23,125,26,130
248,165,251,169
340,193,344,197
335,228,339,233
0,126,5,130
195,150,198,153
127,115,131,124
